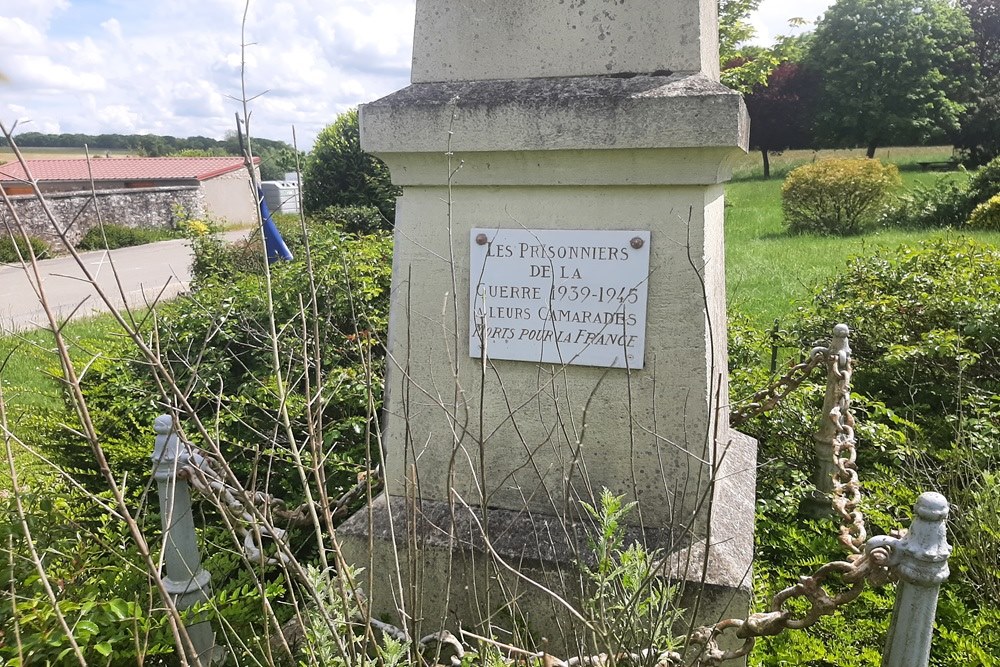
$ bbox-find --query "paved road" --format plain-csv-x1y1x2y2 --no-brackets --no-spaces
0,231,247,333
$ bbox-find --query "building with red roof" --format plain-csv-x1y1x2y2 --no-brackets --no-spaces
1,156,261,247
0,156,258,185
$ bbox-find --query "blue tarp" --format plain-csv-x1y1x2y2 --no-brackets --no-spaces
258,186,293,263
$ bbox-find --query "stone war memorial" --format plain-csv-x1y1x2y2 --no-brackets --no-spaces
339,0,756,656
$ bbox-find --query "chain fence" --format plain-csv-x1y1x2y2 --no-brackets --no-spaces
162,323,944,666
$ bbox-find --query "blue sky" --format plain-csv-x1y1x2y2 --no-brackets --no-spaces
0,0,832,148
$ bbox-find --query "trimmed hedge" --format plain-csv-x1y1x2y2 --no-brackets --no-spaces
782,158,900,235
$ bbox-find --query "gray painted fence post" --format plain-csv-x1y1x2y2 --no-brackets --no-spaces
802,323,851,517
882,491,952,667
813,323,851,497
152,414,217,666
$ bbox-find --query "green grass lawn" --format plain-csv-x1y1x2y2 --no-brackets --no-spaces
725,152,1000,327
0,316,132,410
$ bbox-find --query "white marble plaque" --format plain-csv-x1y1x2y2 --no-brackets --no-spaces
469,228,650,368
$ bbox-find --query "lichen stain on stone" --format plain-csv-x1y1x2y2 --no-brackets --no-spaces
370,74,736,119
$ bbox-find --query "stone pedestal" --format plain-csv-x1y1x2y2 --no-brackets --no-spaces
339,0,755,657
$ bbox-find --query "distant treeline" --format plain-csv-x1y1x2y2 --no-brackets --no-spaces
1,132,291,155
2,132,300,180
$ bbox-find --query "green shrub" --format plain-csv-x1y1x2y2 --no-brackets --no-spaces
732,288,1000,664
786,238,1000,653
967,154,1000,208
76,223,176,250
187,226,265,288
302,109,399,222
0,233,49,262
968,193,1000,229
795,237,1000,417
878,155,1000,230
79,223,393,500
881,174,971,229
0,479,286,664
0,479,171,663
310,204,388,235
731,239,1000,663
781,158,901,235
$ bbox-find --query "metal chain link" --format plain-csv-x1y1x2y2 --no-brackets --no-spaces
664,543,895,666
176,444,379,563
675,324,888,665
730,345,828,428
826,337,866,555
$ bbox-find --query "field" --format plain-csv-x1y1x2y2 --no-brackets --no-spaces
0,147,135,163
730,144,957,180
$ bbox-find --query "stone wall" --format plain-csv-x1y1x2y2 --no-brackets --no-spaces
0,186,205,248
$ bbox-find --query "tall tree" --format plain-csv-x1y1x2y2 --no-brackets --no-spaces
955,0,1000,165
745,62,817,177
719,0,778,93
301,110,399,223
807,0,977,157
962,0,999,77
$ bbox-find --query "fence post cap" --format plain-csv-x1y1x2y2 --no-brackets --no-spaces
163,568,212,596
152,414,182,472
154,414,173,435
894,491,951,587
914,492,949,522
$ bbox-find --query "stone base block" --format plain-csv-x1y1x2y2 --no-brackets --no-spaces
339,428,755,662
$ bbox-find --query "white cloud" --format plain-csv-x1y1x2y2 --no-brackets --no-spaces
750,0,831,45
169,80,228,119
0,0,69,25
0,0,419,146
90,101,141,133
6,54,106,92
63,37,106,68
324,3,414,61
101,17,123,41
0,17,45,48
